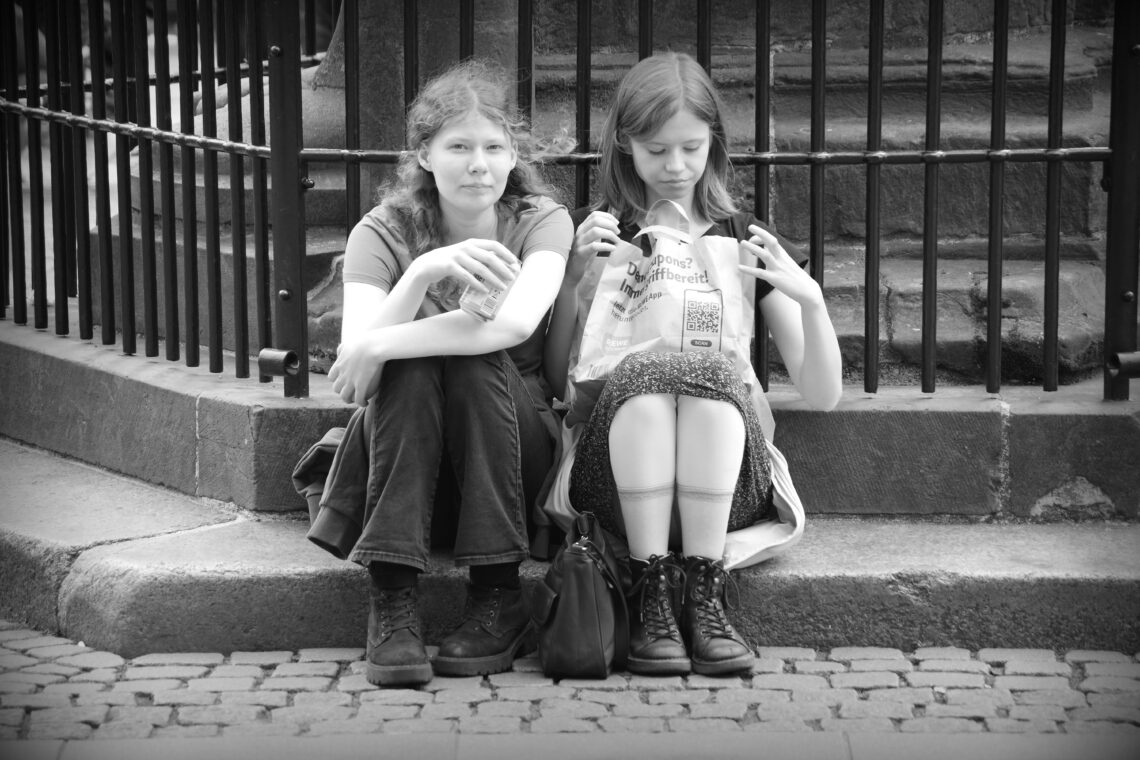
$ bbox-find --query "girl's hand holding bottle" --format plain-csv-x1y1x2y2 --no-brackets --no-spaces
410,238,520,293
566,210,621,286
739,224,824,309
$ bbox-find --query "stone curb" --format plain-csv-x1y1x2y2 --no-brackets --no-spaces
3,437,1140,656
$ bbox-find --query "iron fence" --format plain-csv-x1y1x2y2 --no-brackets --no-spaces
1,0,1137,400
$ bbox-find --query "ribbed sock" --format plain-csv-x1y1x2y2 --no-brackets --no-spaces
368,561,419,590
469,561,521,590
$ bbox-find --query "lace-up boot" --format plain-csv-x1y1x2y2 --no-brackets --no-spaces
681,556,755,675
627,554,690,675
365,585,433,687
433,584,533,676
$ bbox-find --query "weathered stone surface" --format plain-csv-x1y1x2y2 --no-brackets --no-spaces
771,386,1004,516
1008,387,1140,519
0,438,232,632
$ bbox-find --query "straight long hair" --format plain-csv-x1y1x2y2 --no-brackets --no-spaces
598,52,736,225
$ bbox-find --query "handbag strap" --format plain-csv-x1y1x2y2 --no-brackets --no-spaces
574,512,631,668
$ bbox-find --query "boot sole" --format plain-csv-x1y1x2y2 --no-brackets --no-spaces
691,652,755,676
365,660,434,687
432,625,535,677
627,655,691,676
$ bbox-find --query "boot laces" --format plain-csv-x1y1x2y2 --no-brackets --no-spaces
631,555,684,639
461,585,502,627
688,561,740,638
376,586,419,636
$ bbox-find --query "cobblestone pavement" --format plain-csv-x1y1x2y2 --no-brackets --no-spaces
2,620,1139,743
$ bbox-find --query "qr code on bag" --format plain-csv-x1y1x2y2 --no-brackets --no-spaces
685,299,722,332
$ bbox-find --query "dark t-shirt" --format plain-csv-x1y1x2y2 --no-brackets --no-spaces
568,206,808,302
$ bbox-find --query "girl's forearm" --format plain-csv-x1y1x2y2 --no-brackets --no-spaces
794,300,843,410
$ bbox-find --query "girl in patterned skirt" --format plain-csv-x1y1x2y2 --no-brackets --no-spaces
544,52,842,677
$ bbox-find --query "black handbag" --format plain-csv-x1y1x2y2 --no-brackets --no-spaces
530,511,631,678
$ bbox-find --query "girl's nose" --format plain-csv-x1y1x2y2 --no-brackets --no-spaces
469,149,487,173
664,149,685,172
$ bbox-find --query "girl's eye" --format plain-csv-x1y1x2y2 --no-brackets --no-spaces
647,148,666,156
449,143,468,151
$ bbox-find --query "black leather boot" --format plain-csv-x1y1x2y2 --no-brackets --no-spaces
365,585,433,687
433,584,534,677
681,556,755,675
627,554,690,675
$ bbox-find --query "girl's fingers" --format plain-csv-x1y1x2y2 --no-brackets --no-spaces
741,239,775,262
738,263,772,281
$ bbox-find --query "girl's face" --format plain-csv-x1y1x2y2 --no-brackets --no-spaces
419,112,517,221
628,108,711,210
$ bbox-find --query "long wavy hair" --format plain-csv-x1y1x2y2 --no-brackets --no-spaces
377,60,551,305
598,52,737,225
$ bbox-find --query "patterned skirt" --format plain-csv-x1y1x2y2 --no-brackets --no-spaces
568,351,774,539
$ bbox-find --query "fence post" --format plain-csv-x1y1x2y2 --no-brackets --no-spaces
265,0,309,398
1103,0,1140,400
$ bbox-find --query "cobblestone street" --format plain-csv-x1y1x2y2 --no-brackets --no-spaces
2,619,1138,744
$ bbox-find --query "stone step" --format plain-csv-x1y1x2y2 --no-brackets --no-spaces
531,26,1112,125
2,437,1137,659
3,318,1136,521
816,253,1105,383
530,0,1114,57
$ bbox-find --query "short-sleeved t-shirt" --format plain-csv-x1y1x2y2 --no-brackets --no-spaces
568,207,808,302
343,195,572,379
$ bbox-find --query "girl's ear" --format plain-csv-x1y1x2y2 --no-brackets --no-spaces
417,146,431,171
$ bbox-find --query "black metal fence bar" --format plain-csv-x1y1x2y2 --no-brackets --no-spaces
267,0,309,398
0,94,7,321
225,0,249,378
922,0,945,394
344,0,361,235
178,0,201,367
68,0,92,341
638,0,652,61
89,0,114,344
1103,0,1140,401
753,0,772,389
518,0,534,117
865,0,885,395
0,0,13,321
154,0,179,360
809,0,826,286
133,0,159,357
43,2,68,333
199,0,223,372
404,0,418,109
111,0,135,354
0,6,8,321
247,0,273,380
697,0,711,72
986,0,1010,394
1043,0,1067,392
575,0,591,209
460,0,474,60
24,0,48,331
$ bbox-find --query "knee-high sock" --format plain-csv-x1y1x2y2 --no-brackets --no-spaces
609,393,677,560
675,396,745,560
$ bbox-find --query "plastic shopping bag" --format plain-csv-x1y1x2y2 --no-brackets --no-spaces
564,200,760,427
